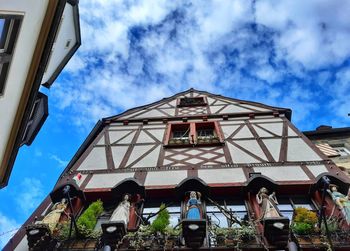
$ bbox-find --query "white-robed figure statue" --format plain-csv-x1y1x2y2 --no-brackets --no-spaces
109,194,131,225
39,198,68,232
256,187,283,220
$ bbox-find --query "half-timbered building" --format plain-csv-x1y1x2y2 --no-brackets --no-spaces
5,89,350,251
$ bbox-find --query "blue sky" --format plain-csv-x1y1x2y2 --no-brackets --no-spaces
1,0,350,248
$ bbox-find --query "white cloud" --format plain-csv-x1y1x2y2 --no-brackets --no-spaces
51,0,350,130
0,212,19,249
15,178,44,215
50,154,68,168
255,0,350,69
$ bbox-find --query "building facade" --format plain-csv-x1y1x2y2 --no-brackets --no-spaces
0,0,81,188
304,126,350,176
5,89,350,250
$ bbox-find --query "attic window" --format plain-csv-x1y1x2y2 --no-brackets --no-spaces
0,15,22,95
178,97,206,107
165,121,223,147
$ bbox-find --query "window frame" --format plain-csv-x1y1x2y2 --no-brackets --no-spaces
332,146,350,157
177,97,207,107
142,202,182,227
164,121,224,147
276,196,318,220
206,200,249,228
0,15,22,96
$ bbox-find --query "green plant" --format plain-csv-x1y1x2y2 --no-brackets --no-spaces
237,224,256,241
321,217,339,234
76,200,104,237
55,222,71,240
292,222,314,235
150,204,170,234
164,226,181,236
292,207,318,235
294,207,318,225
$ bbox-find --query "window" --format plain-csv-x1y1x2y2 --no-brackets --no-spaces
277,197,316,220
207,201,248,228
178,97,206,107
196,122,221,144
333,146,350,157
165,121,223,147
0,15,22,95
94,214,111,231
142,203,181,227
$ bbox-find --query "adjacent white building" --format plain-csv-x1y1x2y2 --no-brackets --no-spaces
0,0,81,188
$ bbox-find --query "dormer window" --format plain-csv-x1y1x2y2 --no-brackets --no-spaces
178,97,206,107
165,121,223,147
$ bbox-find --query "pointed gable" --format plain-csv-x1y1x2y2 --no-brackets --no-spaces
105,88,291,122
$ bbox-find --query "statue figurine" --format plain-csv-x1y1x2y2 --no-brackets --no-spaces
40,198,68,232
256,187,283,220
109,194,131,225
327,184,350,224
186,191,202,220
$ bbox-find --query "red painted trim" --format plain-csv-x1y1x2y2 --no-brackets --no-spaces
84,188,111,193
190,122,196,144
214,121,224,143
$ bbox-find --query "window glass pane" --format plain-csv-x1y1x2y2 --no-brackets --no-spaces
334,147,350,156
169,213,181,227
0,18,8,49
142,207,159,214
226,205,247,212
294,204,313,210
209,212,228,228
143,204,181,226
198,129,214,137
173,130,189,138
206,205,221,212
0,19,5,34
94,216,110,231
235,212,248,221
167,206,180,213
277,204,293,211
281,211,294,220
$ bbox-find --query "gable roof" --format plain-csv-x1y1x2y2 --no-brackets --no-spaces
104,88,292,122
53,88,292,189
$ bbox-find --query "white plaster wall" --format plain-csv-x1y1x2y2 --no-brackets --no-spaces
14,236,28,251
0,0,49,170
227,142,261,163
220,104,253,114
287,138,323,161
41,3,76,84
198,168,246,184
306,165,328,177
85,172,135,189
239,104,271,112
126,145,155,166
144,170,187,186
77,147,107,170
257,123,283,136
221,125,241,138
251,117,283,123
132,145,161,168
111,146,129,168
262,138,282,161
253,166,309,181
134,109,166,118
